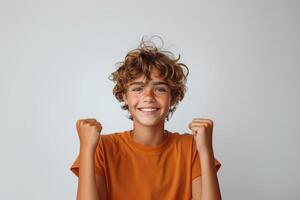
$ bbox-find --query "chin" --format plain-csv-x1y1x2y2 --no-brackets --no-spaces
133,116,166,127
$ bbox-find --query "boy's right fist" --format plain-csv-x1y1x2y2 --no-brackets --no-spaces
76,118,102,150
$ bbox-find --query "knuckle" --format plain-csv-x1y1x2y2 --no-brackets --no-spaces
86,122,93,126
77,120,83,127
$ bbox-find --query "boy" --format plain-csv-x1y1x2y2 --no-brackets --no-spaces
70,36,222,200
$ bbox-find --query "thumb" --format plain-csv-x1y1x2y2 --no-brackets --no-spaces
188,122,193,131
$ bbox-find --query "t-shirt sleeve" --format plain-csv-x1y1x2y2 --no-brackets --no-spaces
191,139,222,180
70,137,105,177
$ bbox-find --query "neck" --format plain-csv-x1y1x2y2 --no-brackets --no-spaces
131,121,167,147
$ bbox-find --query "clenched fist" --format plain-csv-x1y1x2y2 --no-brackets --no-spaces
76,118,102,150
188,118,214,151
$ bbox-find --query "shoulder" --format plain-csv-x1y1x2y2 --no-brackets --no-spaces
94,131,129,158
169,131,196,152
171,131,194,144
98,130,128,146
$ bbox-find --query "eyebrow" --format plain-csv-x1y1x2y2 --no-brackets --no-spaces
128,81,169,86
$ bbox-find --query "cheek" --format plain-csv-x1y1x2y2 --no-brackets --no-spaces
160,96,171,106
127,96,139,106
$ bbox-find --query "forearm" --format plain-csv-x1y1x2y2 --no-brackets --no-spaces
77,148,100,200
199,147,221,200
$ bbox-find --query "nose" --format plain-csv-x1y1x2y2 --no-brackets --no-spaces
143,87,155,103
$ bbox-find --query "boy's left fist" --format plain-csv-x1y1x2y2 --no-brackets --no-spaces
188,118,214,150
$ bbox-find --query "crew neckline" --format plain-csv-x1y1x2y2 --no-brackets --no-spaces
124,129,173,153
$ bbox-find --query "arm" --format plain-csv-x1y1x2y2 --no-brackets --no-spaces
199,147,221,200
75,118,104,200
189,118,222,200
191,147,221,200
77,147,100,200
192,176,202,200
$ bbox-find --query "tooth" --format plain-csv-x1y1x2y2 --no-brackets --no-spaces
140,108,157,112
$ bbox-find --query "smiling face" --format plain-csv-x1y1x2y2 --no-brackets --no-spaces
122,68,173,127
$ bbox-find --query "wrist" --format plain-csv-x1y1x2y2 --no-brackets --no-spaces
80,146,97,154
197,145,214,155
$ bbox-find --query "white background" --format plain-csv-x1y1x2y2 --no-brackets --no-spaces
0,0,299,199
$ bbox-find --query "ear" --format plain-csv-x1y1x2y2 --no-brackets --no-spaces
122,93,128,105
170,96,176,107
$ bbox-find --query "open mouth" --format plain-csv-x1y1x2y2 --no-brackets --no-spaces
137,107,160,114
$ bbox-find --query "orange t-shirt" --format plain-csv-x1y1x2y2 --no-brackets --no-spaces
70,130,221,200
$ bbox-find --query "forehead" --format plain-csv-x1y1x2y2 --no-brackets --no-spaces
128,68,167,85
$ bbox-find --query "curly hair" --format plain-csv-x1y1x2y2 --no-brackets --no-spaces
108,35,189,121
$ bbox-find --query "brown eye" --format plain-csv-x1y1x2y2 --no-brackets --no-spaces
132,87,143,92
155,87,168,93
